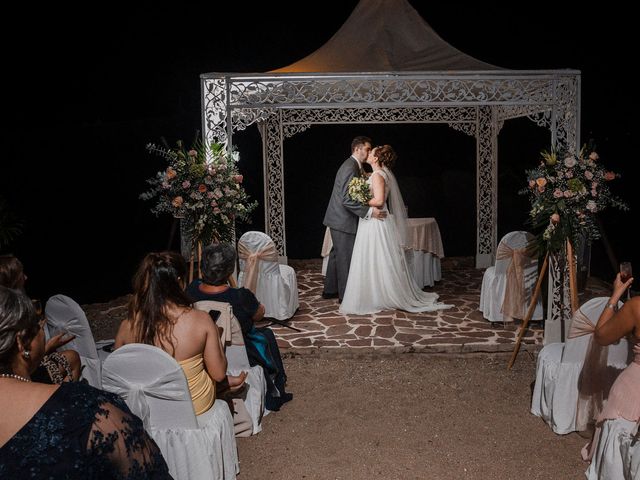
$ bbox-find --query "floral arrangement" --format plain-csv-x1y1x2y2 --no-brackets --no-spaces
348,176,372,205
522,146,628,253
141,138,257,247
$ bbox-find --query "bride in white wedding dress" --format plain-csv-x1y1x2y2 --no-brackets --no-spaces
339,145,452,315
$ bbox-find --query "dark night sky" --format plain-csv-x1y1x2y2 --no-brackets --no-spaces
3,2,637,303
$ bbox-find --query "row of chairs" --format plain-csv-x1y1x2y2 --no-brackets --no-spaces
530,297,637,479
44,295,270,479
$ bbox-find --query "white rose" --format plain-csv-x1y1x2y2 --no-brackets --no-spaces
564,156,577,168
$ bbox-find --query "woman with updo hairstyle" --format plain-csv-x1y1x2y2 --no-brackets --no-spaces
339,144,453,315
0,286,172,478
0,254,81,384
114,251,246,416
187,243,293,412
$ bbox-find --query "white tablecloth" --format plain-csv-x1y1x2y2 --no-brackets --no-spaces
321,218,444,286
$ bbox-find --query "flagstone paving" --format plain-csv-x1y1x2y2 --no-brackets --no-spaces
266,258,610,354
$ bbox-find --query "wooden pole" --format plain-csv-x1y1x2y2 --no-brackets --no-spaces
188,241,195,284
566,239,579,313
508,252,549,370
197,241,203,280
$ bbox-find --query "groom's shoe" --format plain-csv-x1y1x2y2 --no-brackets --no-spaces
321,292,339,299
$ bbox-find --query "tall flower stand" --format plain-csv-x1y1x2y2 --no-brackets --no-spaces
508,240,579,369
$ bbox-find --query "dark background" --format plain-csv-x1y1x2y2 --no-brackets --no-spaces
3,2,637,304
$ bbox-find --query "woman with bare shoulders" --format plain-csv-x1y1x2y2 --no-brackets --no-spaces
115,252,246,416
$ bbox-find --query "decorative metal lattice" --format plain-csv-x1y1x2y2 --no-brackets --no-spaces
203,71,580,325
476,106,498,259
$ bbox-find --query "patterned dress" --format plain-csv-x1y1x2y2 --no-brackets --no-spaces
0,382,172,479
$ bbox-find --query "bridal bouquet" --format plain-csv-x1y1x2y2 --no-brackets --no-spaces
348,176,372,205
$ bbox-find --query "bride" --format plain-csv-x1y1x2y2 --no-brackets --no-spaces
339,145,452,315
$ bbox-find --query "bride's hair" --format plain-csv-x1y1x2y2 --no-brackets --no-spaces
374,145,397,169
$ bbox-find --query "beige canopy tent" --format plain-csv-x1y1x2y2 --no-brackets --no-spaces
201,0,580,339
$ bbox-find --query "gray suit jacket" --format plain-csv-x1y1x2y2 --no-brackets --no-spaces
323,156,370,234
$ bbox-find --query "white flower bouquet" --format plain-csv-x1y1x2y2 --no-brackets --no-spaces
348,176,372,205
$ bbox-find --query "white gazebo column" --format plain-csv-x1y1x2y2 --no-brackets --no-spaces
260,112,287,262
475,105,499,268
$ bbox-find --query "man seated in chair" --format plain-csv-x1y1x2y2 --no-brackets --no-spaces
187,243,293,411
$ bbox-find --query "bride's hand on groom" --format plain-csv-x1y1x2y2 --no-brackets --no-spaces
372,208,387,220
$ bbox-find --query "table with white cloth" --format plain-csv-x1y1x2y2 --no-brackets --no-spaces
321,217,444,287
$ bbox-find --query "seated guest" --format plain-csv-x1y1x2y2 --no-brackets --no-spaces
0,255,80,383
187,243,292,411
0,286,172,479
583,273,639,477
114,251,246,416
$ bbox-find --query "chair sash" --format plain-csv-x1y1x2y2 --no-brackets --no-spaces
102,364,192,429
569,308,610,432
237,241,278,294
496,243,532,319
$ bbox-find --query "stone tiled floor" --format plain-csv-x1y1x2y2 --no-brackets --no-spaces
267,258,610,354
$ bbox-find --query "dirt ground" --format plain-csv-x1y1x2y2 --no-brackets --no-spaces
235,351,588,480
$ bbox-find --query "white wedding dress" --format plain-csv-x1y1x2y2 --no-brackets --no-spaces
339,168,452,315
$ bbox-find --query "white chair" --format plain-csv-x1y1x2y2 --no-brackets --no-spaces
101,343,239,480
237,231,299,320
586,418,639,480
479,231,543,324
194,300,267,435
531,297,630,435
44,294,102,387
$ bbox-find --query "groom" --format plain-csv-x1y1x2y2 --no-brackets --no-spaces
322,136,386,301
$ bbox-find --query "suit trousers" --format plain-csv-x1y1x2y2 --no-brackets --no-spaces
323,228,356,300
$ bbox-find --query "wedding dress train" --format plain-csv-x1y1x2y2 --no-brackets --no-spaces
339,169,452,315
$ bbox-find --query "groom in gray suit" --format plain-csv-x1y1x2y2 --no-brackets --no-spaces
322,136,386,301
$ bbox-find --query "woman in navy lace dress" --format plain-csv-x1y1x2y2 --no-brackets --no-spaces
0,286,172,479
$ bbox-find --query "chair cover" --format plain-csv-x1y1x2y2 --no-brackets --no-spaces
194,300,266,435
101,343,238,480
531,297,629,435
585,418,639,480
237,231,299,320
479,231,543,324
44,294,101,387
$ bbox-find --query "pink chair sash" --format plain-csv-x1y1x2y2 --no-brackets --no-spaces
496,243,532,319
569,308,611,431
237,241,278,294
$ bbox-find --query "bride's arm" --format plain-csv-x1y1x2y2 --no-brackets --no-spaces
368,174,386,208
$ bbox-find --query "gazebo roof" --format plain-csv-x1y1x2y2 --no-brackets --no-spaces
272,0,501,73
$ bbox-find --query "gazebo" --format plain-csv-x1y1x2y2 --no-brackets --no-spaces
200,0,580,337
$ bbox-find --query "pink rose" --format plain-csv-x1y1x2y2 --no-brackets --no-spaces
565,170,573,178
537,185,545,193
210,200,218,207
165,167,177,180
535,177,547,187
234,174,243,183
584,171,593,180
553,189,563,198
188,149,198,157
172,196,184,208
563,190,573,198
564,156,577,168
589,152,599,161
604,172,616,181
550,213,560,224
213,207,221,214
182,180,191,188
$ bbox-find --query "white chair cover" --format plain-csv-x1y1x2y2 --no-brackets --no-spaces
479,231,543,324
44,294,101,387
237,231,299,320
194,300,267,435
101,343,238,480
586,418,639,480
531,297,629,435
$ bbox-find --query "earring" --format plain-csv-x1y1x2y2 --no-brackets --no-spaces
23,350,30,359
